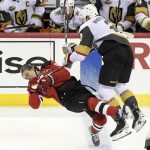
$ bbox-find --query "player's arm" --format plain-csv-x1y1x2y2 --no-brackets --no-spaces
0,10,16,32
27,77,43,109
30,0,45,27
64,26,94,64
135,1,150,31
117,3,135,32
49,8,64,32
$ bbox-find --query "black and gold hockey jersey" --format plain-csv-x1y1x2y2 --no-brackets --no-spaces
76,16,129,56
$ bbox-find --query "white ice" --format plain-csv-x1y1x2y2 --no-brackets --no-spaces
0,107,149,150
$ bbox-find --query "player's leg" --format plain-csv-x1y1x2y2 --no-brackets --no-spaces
96,49,131,140
115,83,146,132
115,45,146,132
86,111,107,146
87,96,131,141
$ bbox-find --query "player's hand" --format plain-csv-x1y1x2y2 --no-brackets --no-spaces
62,52,73,68
62,43,77,54
28,77,39,93
116,23,124,32
141,17,150,31
29,93,43,109
38,76,52,89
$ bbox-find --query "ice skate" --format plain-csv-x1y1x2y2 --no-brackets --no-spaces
89,126,100,146
110,111,132,141
122,105,133,119
132,109,146,132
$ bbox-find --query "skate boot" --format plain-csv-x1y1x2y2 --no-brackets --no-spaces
132,108,146,132
89,126,100,146
122,105,133,119
110,110,132,141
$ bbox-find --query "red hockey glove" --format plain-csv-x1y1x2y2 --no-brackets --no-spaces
36,73,55,95
38,76,52,89
28,77,39,93
29,93,42,109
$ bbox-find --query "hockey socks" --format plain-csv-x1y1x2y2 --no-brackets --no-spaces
120,90,139,110
87,97,118,118
107,98,121,109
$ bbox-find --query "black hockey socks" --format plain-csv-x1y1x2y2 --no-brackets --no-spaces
120,90,139,111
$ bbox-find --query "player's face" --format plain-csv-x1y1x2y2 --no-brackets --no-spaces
22,69,37,80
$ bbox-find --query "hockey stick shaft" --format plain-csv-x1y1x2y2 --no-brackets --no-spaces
0,24,35,31
50,62,72,75
64,0,68,45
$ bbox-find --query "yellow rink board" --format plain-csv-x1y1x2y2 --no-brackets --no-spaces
0,94,149,107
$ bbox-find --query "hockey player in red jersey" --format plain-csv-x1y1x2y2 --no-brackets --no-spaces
21,61,131,146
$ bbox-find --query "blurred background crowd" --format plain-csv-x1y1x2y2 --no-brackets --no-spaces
0,0,150,33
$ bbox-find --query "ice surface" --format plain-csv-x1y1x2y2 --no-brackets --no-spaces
0,107,149,150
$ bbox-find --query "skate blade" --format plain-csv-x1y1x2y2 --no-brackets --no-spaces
112,130,132,141
134,120,146,132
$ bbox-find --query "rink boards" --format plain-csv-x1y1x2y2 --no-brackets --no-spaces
0,33,149,107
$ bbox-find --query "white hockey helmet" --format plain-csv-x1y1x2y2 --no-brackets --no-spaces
60,0,74,7
79,4,99,23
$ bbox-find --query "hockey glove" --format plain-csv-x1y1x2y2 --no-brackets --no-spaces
141,17,150,31
28,77,39,93
62,43,77,54
29,93,43,109
62,52,73,68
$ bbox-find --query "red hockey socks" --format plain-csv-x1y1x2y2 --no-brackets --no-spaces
87,97,118,118
91,113,107,134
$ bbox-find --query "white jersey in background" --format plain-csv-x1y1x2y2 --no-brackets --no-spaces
99,0,136,31
50,7,82,31
0,0,15,32
135,0,150,32
7,0,45,32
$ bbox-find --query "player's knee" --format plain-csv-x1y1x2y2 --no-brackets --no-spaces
92,113,107,126
98,84,115,102
114,83,128,95
87,97,100,111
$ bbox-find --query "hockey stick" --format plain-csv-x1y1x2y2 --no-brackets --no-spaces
115,0,121,29
115,0,134,39
50,62,72,75
63,0,69,54
0,24,35,31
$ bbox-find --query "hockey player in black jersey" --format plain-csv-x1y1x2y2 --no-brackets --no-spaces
63,4,146,140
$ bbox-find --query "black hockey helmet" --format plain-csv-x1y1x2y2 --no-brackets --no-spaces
20,64,37,75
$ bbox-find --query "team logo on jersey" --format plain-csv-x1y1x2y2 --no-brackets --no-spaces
9,6,16,11
109,7,122,23
15,9,28,25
